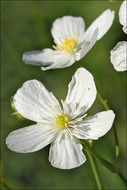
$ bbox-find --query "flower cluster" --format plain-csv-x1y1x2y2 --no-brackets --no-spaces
6,4,121,170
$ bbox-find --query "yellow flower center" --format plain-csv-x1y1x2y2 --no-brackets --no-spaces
56,113,69,129
53,34,78,53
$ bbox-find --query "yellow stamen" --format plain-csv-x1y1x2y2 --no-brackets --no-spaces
53,33,78,53
56,113,69,129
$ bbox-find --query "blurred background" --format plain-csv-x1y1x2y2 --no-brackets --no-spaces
1,0,126,189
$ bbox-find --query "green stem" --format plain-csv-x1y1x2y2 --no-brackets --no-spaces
81,140,127,186
118,172,127,186
97,91,120,159
97,92,110,110
86,148,103,189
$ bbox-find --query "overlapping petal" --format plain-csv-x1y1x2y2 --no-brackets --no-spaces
23,48,75,70
79,28,98,60
51,16,85,45
41,52,75,71
110,41,127,72
119,0,127,34
72,110,115,140
13,80,62,122
6,123,59,153
85,9,115,41
65,68,97,118
49,130,86,169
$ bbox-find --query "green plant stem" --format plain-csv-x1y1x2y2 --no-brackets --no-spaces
118,172,127,185
97,92,110,110
86,148,103,190
97,91,120,159
81,140,127,186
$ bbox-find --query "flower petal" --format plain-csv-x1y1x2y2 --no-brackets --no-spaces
13,80,61,122
72,110,115,140
85,9,115,41
6,123,59,153
41,52,75,70
23,48,60,66
79,28,98,60
49,130,86,169
23,48,75,70
65,68,97,118
119,0,127,34
51,16,85,45
110,41,127,72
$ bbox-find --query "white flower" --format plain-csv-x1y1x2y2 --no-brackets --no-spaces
110,41,127,71
23,10,114,70
119,0,127,34
6,68,115,169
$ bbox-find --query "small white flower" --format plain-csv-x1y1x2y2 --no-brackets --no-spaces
23,10,114,70
110,41,127,71
6,68,115,169
119,0,127,34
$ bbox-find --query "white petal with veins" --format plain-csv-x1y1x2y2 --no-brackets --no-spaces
49,130,86,169
72,110,115,140
79,28,98,60
51,16,85,46
65,68,97,118
23,49,60,66
6,123,59,153
119,0,127,34
14,80,62,122
41,52,75,71
85,9,115,41
110,41,127,72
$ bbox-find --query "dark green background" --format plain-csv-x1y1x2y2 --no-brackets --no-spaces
1,0,126,189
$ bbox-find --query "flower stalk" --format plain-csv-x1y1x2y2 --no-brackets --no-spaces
81,140,127,186
85,147,103,189
97,91,120,159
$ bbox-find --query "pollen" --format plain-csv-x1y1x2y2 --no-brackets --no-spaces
56,113,69,129
53,33,78,54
